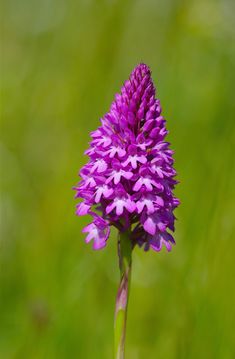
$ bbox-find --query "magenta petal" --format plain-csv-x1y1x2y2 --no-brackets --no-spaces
118,148,126,157
144,216,156,235
116,201,124,216
124,171,133,180
82,223,93,233
82,218,110,250
85,231,95,243
139,155,147,164
76,202,90,216
93,240,106,250
133,178,142,191
146,201,155,214
164,239,172,252
150,239,162,252
106,202,115,214
125,199,136,213
95,188,103,203
155,196,164,207
103,187,113,198
136,201,144,213
97,160,108,173
114,173,121,185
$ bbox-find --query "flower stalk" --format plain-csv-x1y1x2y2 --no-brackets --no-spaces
114,231,132,359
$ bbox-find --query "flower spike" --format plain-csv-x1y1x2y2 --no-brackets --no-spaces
74,63,179,251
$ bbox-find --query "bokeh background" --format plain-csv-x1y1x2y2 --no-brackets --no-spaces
1,0,235,358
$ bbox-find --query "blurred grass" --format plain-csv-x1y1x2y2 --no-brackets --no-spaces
1,0,235,358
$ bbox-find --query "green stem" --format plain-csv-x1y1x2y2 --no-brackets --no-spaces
114,231,132,359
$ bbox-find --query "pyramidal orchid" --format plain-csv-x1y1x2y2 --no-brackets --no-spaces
74,64,179,358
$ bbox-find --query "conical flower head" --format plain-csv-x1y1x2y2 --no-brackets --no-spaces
74,64,179,251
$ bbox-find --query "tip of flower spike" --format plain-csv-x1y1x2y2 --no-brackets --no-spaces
131,63,151,78
130,63,151,82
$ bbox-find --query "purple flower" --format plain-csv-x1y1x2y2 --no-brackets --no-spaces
74,63,179,251
82,215,110,250
106,185,136,216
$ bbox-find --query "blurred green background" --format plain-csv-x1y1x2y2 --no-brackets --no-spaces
1,0,235,358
